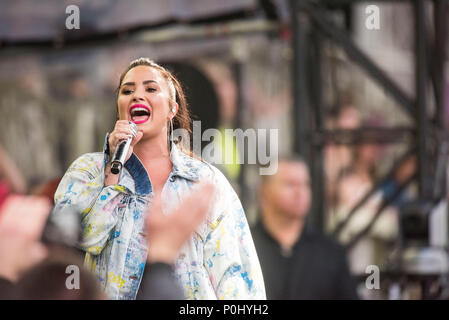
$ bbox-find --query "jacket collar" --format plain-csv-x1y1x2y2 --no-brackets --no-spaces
123,143,201,195
169,143,202,182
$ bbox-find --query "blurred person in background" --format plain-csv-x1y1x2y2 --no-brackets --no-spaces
325,104,362,208
380,154,416,210
327,115,399,281
251,156,358,299
0,64,60,186
0,145,28,209
51,58,265,300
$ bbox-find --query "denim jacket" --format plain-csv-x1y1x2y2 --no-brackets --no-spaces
52,135,266,300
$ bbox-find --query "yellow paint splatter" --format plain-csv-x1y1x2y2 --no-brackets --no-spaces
216,239,221,251
84,253,97,272
108,272,126,289
210,221,219,230
220,287,232,300
114,185,126,193
82,206,92,215
84,224,93,235
90,246,102,255
184,285,194,300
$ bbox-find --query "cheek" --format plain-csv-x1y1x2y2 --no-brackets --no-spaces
152,104,170,122
117,97,129,116
275,189,292,206
300,190,312,209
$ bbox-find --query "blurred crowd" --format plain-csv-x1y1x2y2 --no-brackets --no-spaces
0,71,418,301
0,39,425,300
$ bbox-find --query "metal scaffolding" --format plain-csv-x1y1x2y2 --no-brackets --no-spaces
289,0,448,249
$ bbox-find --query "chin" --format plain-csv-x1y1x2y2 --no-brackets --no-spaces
286,211,307,220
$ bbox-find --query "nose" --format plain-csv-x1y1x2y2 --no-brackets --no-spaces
132,86,145,102
133,96,144,102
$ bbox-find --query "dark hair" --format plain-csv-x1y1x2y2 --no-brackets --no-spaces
116,58,193,153
259,154,309,185
14,250,105,300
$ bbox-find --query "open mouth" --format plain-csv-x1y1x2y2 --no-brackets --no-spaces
130,104,151,124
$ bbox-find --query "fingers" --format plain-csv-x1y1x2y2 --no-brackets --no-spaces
148,192,162,218
109,121,138,153
165,183,215,233
145,183,215,234
114,133,133,143
114,121,136,137
144,184,216,264
130,131,143,147
178,183,215,226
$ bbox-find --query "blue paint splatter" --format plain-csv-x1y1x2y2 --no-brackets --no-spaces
231,265,241,273
110,231,120,240
240,271,253,291
67,183,77,196
207,259,213,268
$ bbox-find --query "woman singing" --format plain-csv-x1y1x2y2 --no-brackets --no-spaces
52,58,266,300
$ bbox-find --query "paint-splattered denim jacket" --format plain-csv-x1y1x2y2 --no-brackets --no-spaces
52,134,266,300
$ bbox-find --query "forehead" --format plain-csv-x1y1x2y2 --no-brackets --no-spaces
274,161,310,182
122,65,165,84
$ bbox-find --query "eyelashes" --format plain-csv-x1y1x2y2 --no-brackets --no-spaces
120,87,157,95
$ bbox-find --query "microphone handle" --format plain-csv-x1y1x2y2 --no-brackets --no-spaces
111,138,132,174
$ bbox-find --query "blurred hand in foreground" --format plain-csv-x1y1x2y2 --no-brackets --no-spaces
0,195,52,282
145,183,215,264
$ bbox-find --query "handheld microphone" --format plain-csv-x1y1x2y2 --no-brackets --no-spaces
111,121,137,175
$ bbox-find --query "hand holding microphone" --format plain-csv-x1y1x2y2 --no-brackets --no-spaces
108,120,143,175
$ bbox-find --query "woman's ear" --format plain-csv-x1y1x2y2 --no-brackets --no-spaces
170,102,179,120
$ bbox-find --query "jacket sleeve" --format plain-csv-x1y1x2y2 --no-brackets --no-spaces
52,153,127,256
203,168,266,300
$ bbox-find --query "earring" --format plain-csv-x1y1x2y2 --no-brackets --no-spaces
167,118,174,151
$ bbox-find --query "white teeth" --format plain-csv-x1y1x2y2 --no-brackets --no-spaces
131,107,150,115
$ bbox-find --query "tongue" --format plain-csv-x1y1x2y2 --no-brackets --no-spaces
132,115,150,123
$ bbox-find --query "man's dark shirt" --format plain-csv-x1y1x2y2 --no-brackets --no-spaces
0,277,15,299
251,219,359,300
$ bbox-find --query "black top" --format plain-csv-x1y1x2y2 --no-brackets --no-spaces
136,262,184,300
251,220,359,300
0,277,14,299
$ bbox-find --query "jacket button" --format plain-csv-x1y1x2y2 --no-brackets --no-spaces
169,176,175,182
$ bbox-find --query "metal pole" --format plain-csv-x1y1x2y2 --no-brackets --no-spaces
300,2,415,116
290,0,311,162
309,30,326,232
415,0,431,200
432,0,448,200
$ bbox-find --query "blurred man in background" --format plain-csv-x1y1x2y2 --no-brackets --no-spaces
251,156,359,299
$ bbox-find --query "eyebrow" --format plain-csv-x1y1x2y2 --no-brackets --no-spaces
121,80,158,87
